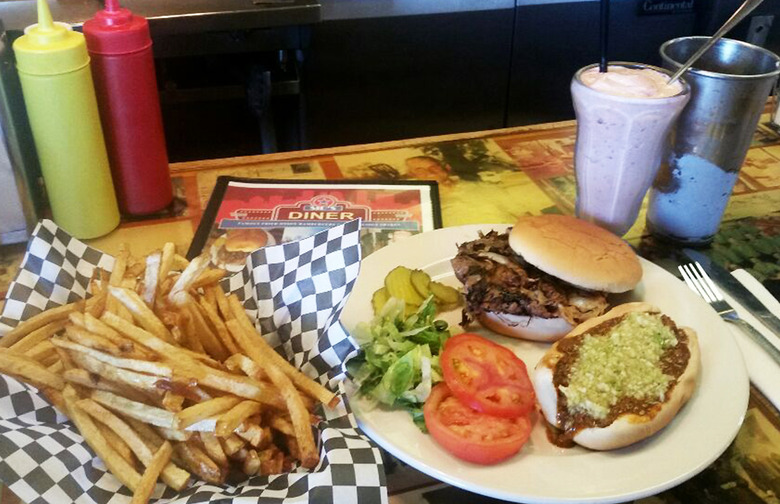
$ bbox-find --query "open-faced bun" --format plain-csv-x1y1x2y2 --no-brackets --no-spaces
509,215,642,293
534,302,700,450
478,312,573,343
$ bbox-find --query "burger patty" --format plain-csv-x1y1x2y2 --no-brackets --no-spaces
450,231,608,326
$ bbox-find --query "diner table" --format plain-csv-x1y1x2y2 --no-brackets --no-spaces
1,110,780,503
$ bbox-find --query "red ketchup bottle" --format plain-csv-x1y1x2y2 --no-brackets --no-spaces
83,0,173,216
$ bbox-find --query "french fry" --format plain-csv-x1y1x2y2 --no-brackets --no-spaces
158,276,175,300
77,399,191,492
109,287,175,344
82,313,140,355
258,446,284,475
229,321,318,468
235,422,270,449
98,421,136,466
158,243,176,286
124,417,164,450
197,298,239,356
190,269,226,291
175,441,224,485
41,386,67,414
230,446,249,462
202,287,217,313
162,392,185,412
268,415,295,437
218,434,245,456
52,338,172,377
226,296,336,406
109,247,129,287
55,346,77,371
100,312,206,380
38,352,60,368
157,426,192,442
172,254,190,271
180,308,206,354
131,441,173,504
63,385,142,492
112,300,135,323
68,351,165,396
69,311,87,328
186,302,229,361
65,326,123,355
199,432,228,468
176,396,242,429
216,400,262,437
91,390,179,429
85,288,108,318
0,301,83,348
63,368,152,404
121,277,138,290
0,348,65,390
242,448,260,476
168,256,210,306
142,251,162,308
223,353,268,382
25,340,57,363
125,260,146,280
210,285,232,322
46,360,64,374
9,320,68,354
198,370,284,409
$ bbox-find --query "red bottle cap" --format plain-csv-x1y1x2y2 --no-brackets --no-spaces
82,0,151,55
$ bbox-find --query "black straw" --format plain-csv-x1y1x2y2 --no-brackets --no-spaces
599,0,610,72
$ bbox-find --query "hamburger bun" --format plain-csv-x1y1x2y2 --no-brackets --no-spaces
478,312,573,343
509,215,642,293
533,302,700,450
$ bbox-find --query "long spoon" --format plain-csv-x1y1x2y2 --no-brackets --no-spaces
667,0,766,84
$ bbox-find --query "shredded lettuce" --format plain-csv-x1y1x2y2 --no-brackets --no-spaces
347,296,450,430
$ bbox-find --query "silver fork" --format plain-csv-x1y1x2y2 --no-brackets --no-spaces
679,261,780,365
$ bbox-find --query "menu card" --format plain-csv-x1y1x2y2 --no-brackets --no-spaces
187,177,441,269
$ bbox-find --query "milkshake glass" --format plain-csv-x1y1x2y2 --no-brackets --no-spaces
571,62,690,236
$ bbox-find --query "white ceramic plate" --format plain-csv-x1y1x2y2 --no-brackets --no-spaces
340,224,749,504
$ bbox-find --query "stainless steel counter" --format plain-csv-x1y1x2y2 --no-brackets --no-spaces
0,0,320,34
320,0,513,21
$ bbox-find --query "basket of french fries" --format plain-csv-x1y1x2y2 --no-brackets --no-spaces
0,219,386,503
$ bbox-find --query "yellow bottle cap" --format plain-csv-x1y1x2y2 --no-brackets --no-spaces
13,0,89,76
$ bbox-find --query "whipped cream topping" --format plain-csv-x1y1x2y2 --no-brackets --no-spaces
580,66,683,98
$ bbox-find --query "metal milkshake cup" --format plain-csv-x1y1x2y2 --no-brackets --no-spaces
647,37,780,244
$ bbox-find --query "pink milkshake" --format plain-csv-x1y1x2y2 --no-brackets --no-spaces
571,63,690,236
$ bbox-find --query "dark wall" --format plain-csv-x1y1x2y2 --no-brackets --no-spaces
301,10,516,149
158,2,780,159
507,3,697,126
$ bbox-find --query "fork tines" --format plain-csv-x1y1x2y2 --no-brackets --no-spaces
678,262,724,303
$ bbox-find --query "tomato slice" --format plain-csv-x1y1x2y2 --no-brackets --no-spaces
441,333,535,418
424,383,531,465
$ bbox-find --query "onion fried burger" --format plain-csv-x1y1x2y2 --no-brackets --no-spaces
450,215,642,342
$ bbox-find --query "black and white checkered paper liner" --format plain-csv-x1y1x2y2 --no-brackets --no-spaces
0,219,387,504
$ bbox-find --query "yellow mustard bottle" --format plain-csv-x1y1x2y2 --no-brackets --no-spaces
13,0,119,239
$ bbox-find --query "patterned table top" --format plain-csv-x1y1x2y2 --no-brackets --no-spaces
1,114,779,504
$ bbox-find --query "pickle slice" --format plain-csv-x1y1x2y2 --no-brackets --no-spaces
410,269,432,298
371,287,391,314
384,266,425,305
429,281,460,305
